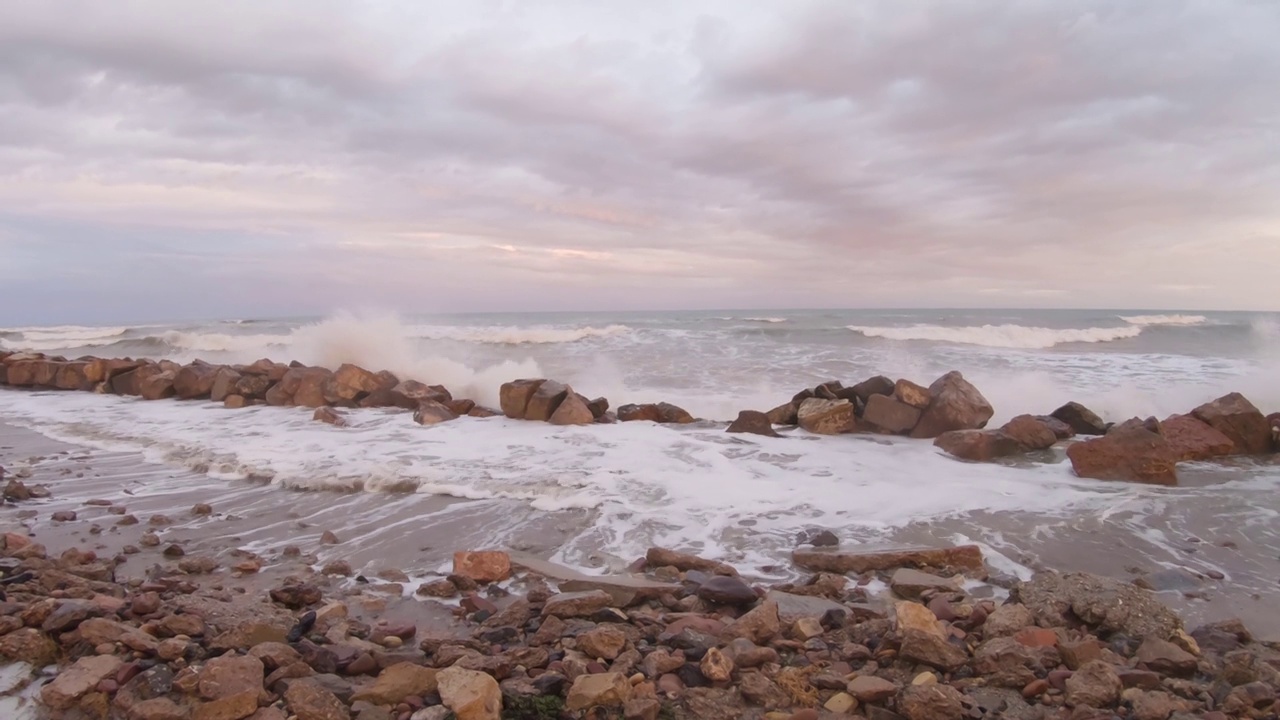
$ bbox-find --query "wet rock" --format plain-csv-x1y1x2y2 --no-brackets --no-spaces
524,380,570,421
933,429,1022,461
543,590,612,619
549,391,595,425
894,378,932,409
616,402,695,424
41,655,123,710
1001,414,1059,450
129,697,190,720
1065,660,1121,708
1013,572,1182,640
898,683,966,720
452,551,511,583
42,599,97,633
271,583,323,609
566,672,633,712
577,625,628,661
413,401,459,425
1066,424,1178,485
765,402,799,426
973,636,1059,689
437,666,501,720
983,603,1035,638
910,371,994,439
797,398,855,435
863,394,922,434
847,675,898,703
727,600,780,645
700,647,733,683
499,379,545,419
890,569,961,600
895,601,967,672
697,576,757,606
284,680,350,720
795,529,839,547
352,662,438,705
1135,638,1197,677
1161,413,1236,461
792,544,984,574
1051,402,1109,436
312,407,347,427
1191,392,1272,455
726,410,781,438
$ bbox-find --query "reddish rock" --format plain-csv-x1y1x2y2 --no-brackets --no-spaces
232,374,274,400
910,371,995,439
224,395,248,409
793,544,984,574
322,363,385,404
863,394,922,434
173,362,221,400
446,398,476,415
766,402,798,426
797,398,855,435
499,379,546,419
137,366,177,401
53,361,93,390
894,379,933,409
1051,401,1109,435
265,367,332,407
549,392,594,426
616,402,695,424
726,410,781,438
1001,415,1059,450
452,551,512,583
413,400,459,425
313,407,347,427
524,380,569,421
210,367,243,403
1066,425,1178,485
934,429,1022,461
850,375,895,403
1162,413,1235,461
1034,415,1076,440
1191,392,1272,455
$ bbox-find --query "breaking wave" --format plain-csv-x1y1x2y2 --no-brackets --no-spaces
846,323,1145,349
409,324,631,345
1119,314,1208,326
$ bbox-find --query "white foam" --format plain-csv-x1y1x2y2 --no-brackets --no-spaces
743,317,788,324
1119,314,1208,326
408,324,631,344
847,323,1144,349
161,331,292,353
0,325,131,351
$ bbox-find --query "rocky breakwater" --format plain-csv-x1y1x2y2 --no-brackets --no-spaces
1,523,1277,720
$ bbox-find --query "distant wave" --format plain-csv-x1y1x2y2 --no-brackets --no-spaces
410,324,631,345
743,317,788,324
0,325,133,352
160,331,292,354
1119,314,1208,326
847,323,1144,349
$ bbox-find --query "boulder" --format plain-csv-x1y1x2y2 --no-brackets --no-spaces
894,379,932,409
542,591,612,619
1050,402,1108,436
1191,392,1272,455
1000,415,1058,450
793,545,984,575
138,368,177,401
645,547,738,575
549,392,594,425
413,401,459,425
850,375,895,403
266,367,333,407
617,402,695,424
1065,425,1178,485
499,379,545,419
53,361,92,390
726,410,781,438
232,374,274,400
1033,415,1076,440
862,394,922,434
766,402,798,426
322,363,386,404
1135,638,1197,677
910,371,994,439
586,397,609,419
1161,413,1235,461
934,429,1022,461
173,362,221,399
524,380,569,421
3,359,42,386
437,666,501,720
210,367,243,403
389,380,452,410
797,398,855,435
1012,572,1182,640
110,364,149,395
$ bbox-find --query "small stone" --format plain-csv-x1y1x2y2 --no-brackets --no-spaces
452,551,512,583
824,692,857,714
567,672,633,712
846,675,897,703
696,575,757,606
191,503,213,516
699,647,733,683
437,666,502,720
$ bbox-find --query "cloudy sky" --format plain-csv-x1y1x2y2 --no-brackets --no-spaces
2,0,1278,323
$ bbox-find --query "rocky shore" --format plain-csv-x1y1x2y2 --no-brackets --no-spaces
3,352,1278,489
1,484,1278,720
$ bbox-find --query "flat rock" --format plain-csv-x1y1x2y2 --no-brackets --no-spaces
765,591,846,626
542,591,612,619
40,655,123,710
509,553,678,607
792,544,984,575
1013,572,1182,640
890,568,961,600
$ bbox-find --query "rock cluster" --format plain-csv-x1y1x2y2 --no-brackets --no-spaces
3,522,1277,720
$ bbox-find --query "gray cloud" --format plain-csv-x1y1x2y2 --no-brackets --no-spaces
1,0,1278,324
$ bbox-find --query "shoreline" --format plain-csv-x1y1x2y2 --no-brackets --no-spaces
1,415,1278,719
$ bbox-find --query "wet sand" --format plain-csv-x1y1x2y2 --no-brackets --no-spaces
4,417,1278,642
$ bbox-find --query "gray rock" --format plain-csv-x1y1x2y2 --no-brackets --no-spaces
1012,571,1182,640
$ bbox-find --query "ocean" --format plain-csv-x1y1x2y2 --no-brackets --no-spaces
2,308,1279,636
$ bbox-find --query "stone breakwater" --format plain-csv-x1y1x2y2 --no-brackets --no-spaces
3,351,1280,488
2,351,1278,488
0,500,1278,720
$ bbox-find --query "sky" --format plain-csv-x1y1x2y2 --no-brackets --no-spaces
2,0,1279,324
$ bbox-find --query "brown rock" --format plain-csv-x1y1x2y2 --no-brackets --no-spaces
577,625,628,661
283,680,350,720
1064,660,1121,708
566,672,633,712
209,367,242,403
766,402,798,426
413,400,459,425
847,675,897,703
616,402,695,424
895,602,967,672
793,544,984,575
1191,392,1271,455
894,379,932,409
266,367,332,407
699,647,733,683
1135,638,1197,677
437,666,502,720
313,407,347,427
1066,425,1178,485
322,363,383,404
549,392,595,425
933,429,1022,461
231,374,273,401
726,601,780,644
499,379,545,418
898,683,966,720
0,627,59,667
138,367,178,401
224,395,248,409
1051,402,1108,435
452,551,511,583
726,410,781,438
352,662,438,705
849,375,895,403
524,380,569,421
1001,415,1059,450
890,568,960,600
1014,572,1182,640
130,697,191,720
797,398,855,435
910,371,994,439
863,394,923,434
41,655,124,710
173,363,221,400
542,590,612,619
1161,413,1235,461
645,547,737,575
697,575,757,606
